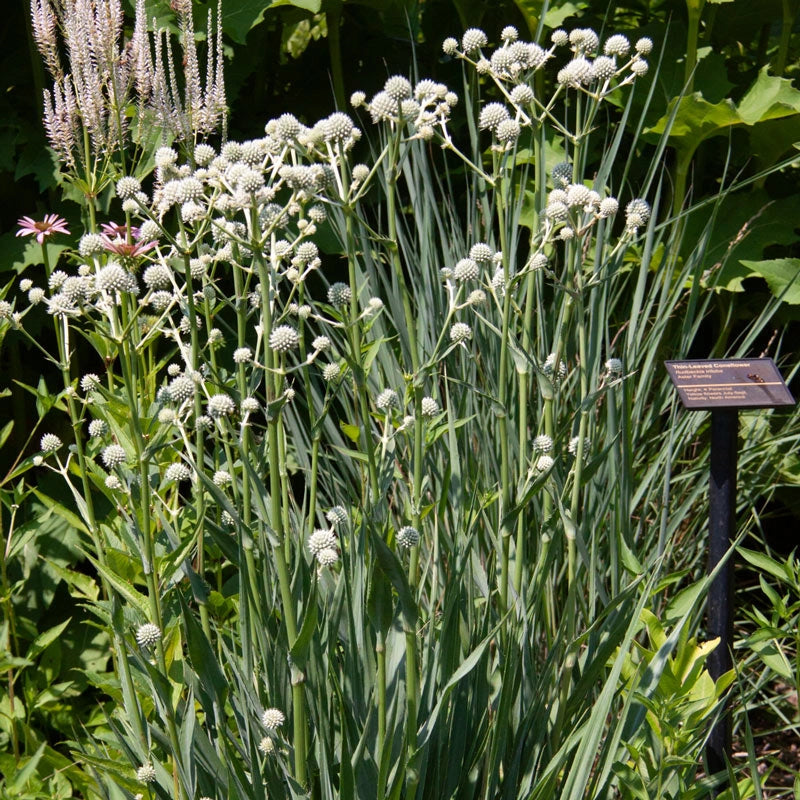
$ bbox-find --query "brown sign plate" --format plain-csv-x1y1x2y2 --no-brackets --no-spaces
665,358,795,410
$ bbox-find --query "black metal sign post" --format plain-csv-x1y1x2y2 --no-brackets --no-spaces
664,358,795,789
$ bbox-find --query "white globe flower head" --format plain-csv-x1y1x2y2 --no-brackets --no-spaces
207,394,236,418
461,27,488,53
535,455,555,472
328,282,351,307
258,736,275,755
261,707,285,731
478,102,510,132
101,444,127,469
40,433,62,453
312,335,331,352
136,763,157,784
233,346,253,364
606,357,624,375
442,37,459,55
135,623,161,648
105,475,122,490
450,322,472,343
326,505,348,526
603,34,630,57
397,525,420,548
269,325,300,353
307,528,337,555
241,397,260,414
88,419,108,438
316,547,340,567
376,388,399,411
322,363,341,382
453,258,479,281
421,396,439,416
533,435,553,454
165,463,191,482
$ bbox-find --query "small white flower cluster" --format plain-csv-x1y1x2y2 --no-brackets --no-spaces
358,74,458,141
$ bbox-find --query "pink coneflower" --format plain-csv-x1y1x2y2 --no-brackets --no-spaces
16,214,70,244
100,221,140,239
100,236,157,258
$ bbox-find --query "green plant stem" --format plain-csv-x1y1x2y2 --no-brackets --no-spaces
256,242,307,787
684,0,705,93
775,0,798,76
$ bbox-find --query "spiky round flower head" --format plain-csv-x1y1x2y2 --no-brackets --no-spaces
558,57,593,86
599,197,619,218
559,227,575,241
324,112,355,143
500,25,519,42
105,474,121,490
635,37,653,55
315,547,338,567
551,28,569,46
142,264,171,290
566,184,591,208
241,397,260,414
139,219,161,241
79,373,100,393
323,362,341,381
295,242,319,265
136,763,157,783
297,304,312,319
206,394,235,419
155,146,178,168
88,419,108,438
442,36,459,55
49,270,68,291
603,34,630,57
273,113,301,142
543,353,567,380
606,357,624,375
450,322,472,343
102,444,127,468
157,408,177,425
592,55,617,81
351,164,370,184
97,264,138,294
221,510,236,527
135,623,161,648
269,325,299,352
468,289,486,305
530,253,549,271
467,243,492,264
168,375,196,403
18,278,34,291
369,91,397,122
350,90,366,107
40,433,62,453
569,28,599,53
208,328,224,347
545,201,569,222
312,335,331,352
192,142,216,166
233,346,253,364
308,204,327,224
27,286,45,305
445,91,459,106
326,505,348,526
327,282,351,307
149,291,173,311
397,525,420,548
307,528,337,555
491,47,516,75
32,456,43,467
195,415,213,431
209,470,231,488
116,176,142,200
570,434,591,456
478,102,510,132
535,454,554,472
631,59,649,77
383,75,413,101
237,168,264,194
420,396,440,416
454,258,479,281
551,161,572,188
495,118,521,144
258,735,276,755
78,233,105,258
462,27,488,53
625,198,651,230
376,388,399,411
510,84,535,105
533,434,553,454
165,463,191,482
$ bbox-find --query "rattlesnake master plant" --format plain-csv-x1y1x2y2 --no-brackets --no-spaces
8,13,799,800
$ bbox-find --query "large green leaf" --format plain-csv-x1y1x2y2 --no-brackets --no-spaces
645,67,800,164
222,0,321,44
735,259,800,304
